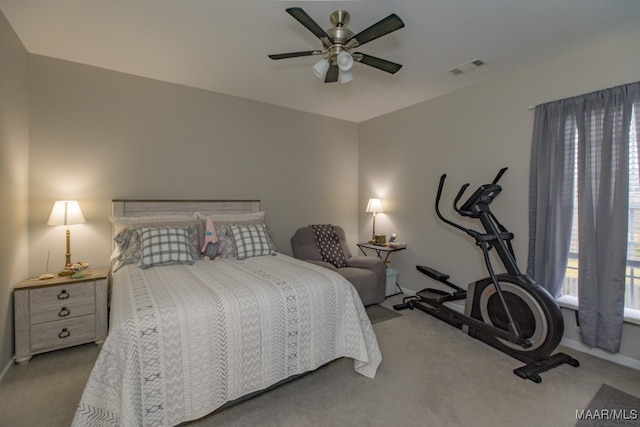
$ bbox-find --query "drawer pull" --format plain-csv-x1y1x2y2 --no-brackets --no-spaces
57,290,69,300
58,328,70,339
58,307,70,317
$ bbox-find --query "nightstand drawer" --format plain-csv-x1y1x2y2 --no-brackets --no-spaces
29,281,94,308
30,298,95,325
29,282,96,325
30,315,96,352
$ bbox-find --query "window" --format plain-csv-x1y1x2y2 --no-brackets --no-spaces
562,106,640,315
530,82,640,350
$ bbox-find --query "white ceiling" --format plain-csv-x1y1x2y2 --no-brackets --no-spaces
2,1,640,123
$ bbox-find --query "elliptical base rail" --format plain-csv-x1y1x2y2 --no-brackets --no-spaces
394,295,580,383
513,353,580,383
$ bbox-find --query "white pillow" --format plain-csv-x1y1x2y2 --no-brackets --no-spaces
110,215,195,235
194,211,265,224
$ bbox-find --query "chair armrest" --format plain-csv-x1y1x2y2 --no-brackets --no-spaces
302,259,338,270
346,256,386,304
346,256,384,270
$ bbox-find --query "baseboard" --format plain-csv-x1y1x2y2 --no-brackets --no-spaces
560,337,640,371
0,358,13,383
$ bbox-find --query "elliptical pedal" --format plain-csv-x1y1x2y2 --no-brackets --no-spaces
417,265,449,281
417,288,467,303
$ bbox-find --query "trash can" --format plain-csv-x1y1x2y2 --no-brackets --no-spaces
385,268,399,296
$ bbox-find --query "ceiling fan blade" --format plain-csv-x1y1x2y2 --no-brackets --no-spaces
325,64,339,83
347,14,404,47
268,50,323,60
286,7,332,43
354,53,403,74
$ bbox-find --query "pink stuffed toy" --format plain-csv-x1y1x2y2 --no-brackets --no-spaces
201,217,222,260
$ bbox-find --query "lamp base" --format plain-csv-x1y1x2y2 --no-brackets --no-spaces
58,270,73,277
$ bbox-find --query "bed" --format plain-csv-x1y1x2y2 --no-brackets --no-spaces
72,200,382,426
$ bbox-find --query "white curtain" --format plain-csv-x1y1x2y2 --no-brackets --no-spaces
528,81,640,353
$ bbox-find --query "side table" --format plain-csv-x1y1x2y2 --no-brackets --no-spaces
357,243,406,296
13,268,109,364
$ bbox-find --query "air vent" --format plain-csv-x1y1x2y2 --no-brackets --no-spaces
449,59,485,76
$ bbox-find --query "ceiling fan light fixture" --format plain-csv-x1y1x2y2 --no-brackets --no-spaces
312,58,330,79
339,69,354,84
269,8,405,84
337,50,354,71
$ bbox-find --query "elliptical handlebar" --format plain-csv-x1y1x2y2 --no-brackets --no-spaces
492,167,508,185
435,174,476,236
435,168,510,238
453,183,471,215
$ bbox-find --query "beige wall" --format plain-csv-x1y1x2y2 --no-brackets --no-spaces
27,55,359,278
0,12,29,372
359,28,640,365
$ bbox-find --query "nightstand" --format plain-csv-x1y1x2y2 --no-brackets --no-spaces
356,242,406,265
13,268,109,364
357,243,407,297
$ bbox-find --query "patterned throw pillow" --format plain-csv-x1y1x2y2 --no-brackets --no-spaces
310,224,347,268
231,224,276,260
216,223,277,258
113,224,200,271
216,224,238,258
139,227,195,269
112,227,143,271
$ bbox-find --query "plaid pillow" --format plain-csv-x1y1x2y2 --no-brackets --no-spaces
113,225,200,271
139,227,195,269
231,224,276,260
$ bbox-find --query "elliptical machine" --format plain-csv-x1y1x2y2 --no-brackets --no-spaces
394,168,579,382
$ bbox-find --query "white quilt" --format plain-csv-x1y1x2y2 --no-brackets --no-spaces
72,254,381,426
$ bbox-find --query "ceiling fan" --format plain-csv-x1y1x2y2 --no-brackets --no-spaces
268,8,405,84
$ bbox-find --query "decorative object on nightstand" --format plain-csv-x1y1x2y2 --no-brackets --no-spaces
13,268,109,364
47,200,86,277
366,198,383,242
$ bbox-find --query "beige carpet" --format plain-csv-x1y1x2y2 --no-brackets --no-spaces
1,295,640,427
365,303,402,324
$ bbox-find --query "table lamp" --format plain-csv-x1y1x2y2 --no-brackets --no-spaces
366,198,383,242
47,200,85,276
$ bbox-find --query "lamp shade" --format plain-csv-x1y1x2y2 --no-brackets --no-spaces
366,198,383,213
339,69,354,84
337,51,354,71
312,58,331,79
47,201,86,226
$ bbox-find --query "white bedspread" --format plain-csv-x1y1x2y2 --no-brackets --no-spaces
72,254,381,426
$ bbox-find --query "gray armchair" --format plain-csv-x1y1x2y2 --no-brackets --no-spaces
290,226,386,306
